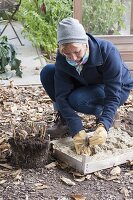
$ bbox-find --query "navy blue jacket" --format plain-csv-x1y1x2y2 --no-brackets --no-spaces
55,33,133,136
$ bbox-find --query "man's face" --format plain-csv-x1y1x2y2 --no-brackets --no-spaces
62,43,87,63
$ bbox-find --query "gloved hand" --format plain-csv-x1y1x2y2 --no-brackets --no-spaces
89,123,107,146
73,130,91,155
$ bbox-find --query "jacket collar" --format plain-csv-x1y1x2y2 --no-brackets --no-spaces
86,33,103,67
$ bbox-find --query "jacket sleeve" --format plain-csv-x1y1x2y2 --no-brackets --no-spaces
99,47,123,130
54,66,84,136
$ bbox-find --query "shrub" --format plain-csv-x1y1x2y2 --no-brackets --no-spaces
82,0,126,35
17,0,72,57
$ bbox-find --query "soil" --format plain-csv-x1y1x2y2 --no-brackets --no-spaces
0,85,133,200
52,128,133,161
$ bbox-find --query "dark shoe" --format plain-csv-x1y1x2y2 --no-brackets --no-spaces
46,112,68,140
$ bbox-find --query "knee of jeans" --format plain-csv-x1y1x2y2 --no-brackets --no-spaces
68,93,104,115
68,93,83,110
40,64,55,84
40,64,55,78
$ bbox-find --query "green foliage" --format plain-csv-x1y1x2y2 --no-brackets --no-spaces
82,0,126,35
0,36,22,77
17,0,72,57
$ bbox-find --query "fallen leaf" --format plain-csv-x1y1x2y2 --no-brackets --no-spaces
0,143,9,150
0,138,5,145
107,175,120,181
10,105,18,114
72,172,85,177
71,194,86,200
25,194,29,200
120,187,130,197
112,180,121,183
72,171,86,182
0,170,9,174
74,176,86,182
19,129,28,140
0,158,7,163
113,120,121,129
85,174,91,180
13,181,20,185
38,107,43,113
14,174,22,181
34,183,50,190
0,179,7,184
11,169,22,177
110,166,121,176
129,179,133,184
0,163,13,170
94,171,106,180
45,162,57,169
60,176,76,186
125,170,133,175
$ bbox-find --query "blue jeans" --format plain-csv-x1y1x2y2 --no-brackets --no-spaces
40,64,129,118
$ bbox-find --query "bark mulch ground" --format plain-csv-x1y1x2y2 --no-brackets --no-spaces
0,84,133,200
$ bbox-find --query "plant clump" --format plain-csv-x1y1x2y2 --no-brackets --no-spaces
8,122,51,169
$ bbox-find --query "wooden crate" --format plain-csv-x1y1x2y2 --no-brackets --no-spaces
52,129,133,174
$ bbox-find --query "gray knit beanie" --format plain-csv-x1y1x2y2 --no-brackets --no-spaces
57,17,88,45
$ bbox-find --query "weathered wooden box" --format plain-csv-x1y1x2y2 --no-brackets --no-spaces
52,128,133,174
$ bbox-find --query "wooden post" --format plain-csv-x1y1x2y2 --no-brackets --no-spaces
73,0,83,23
131,0,133,34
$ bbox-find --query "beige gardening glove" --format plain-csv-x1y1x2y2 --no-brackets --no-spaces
89,123,107,146
73,130,91,155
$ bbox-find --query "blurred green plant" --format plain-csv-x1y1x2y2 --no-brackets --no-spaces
82,0,127,35
0,36,22,77
17,0,72,57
